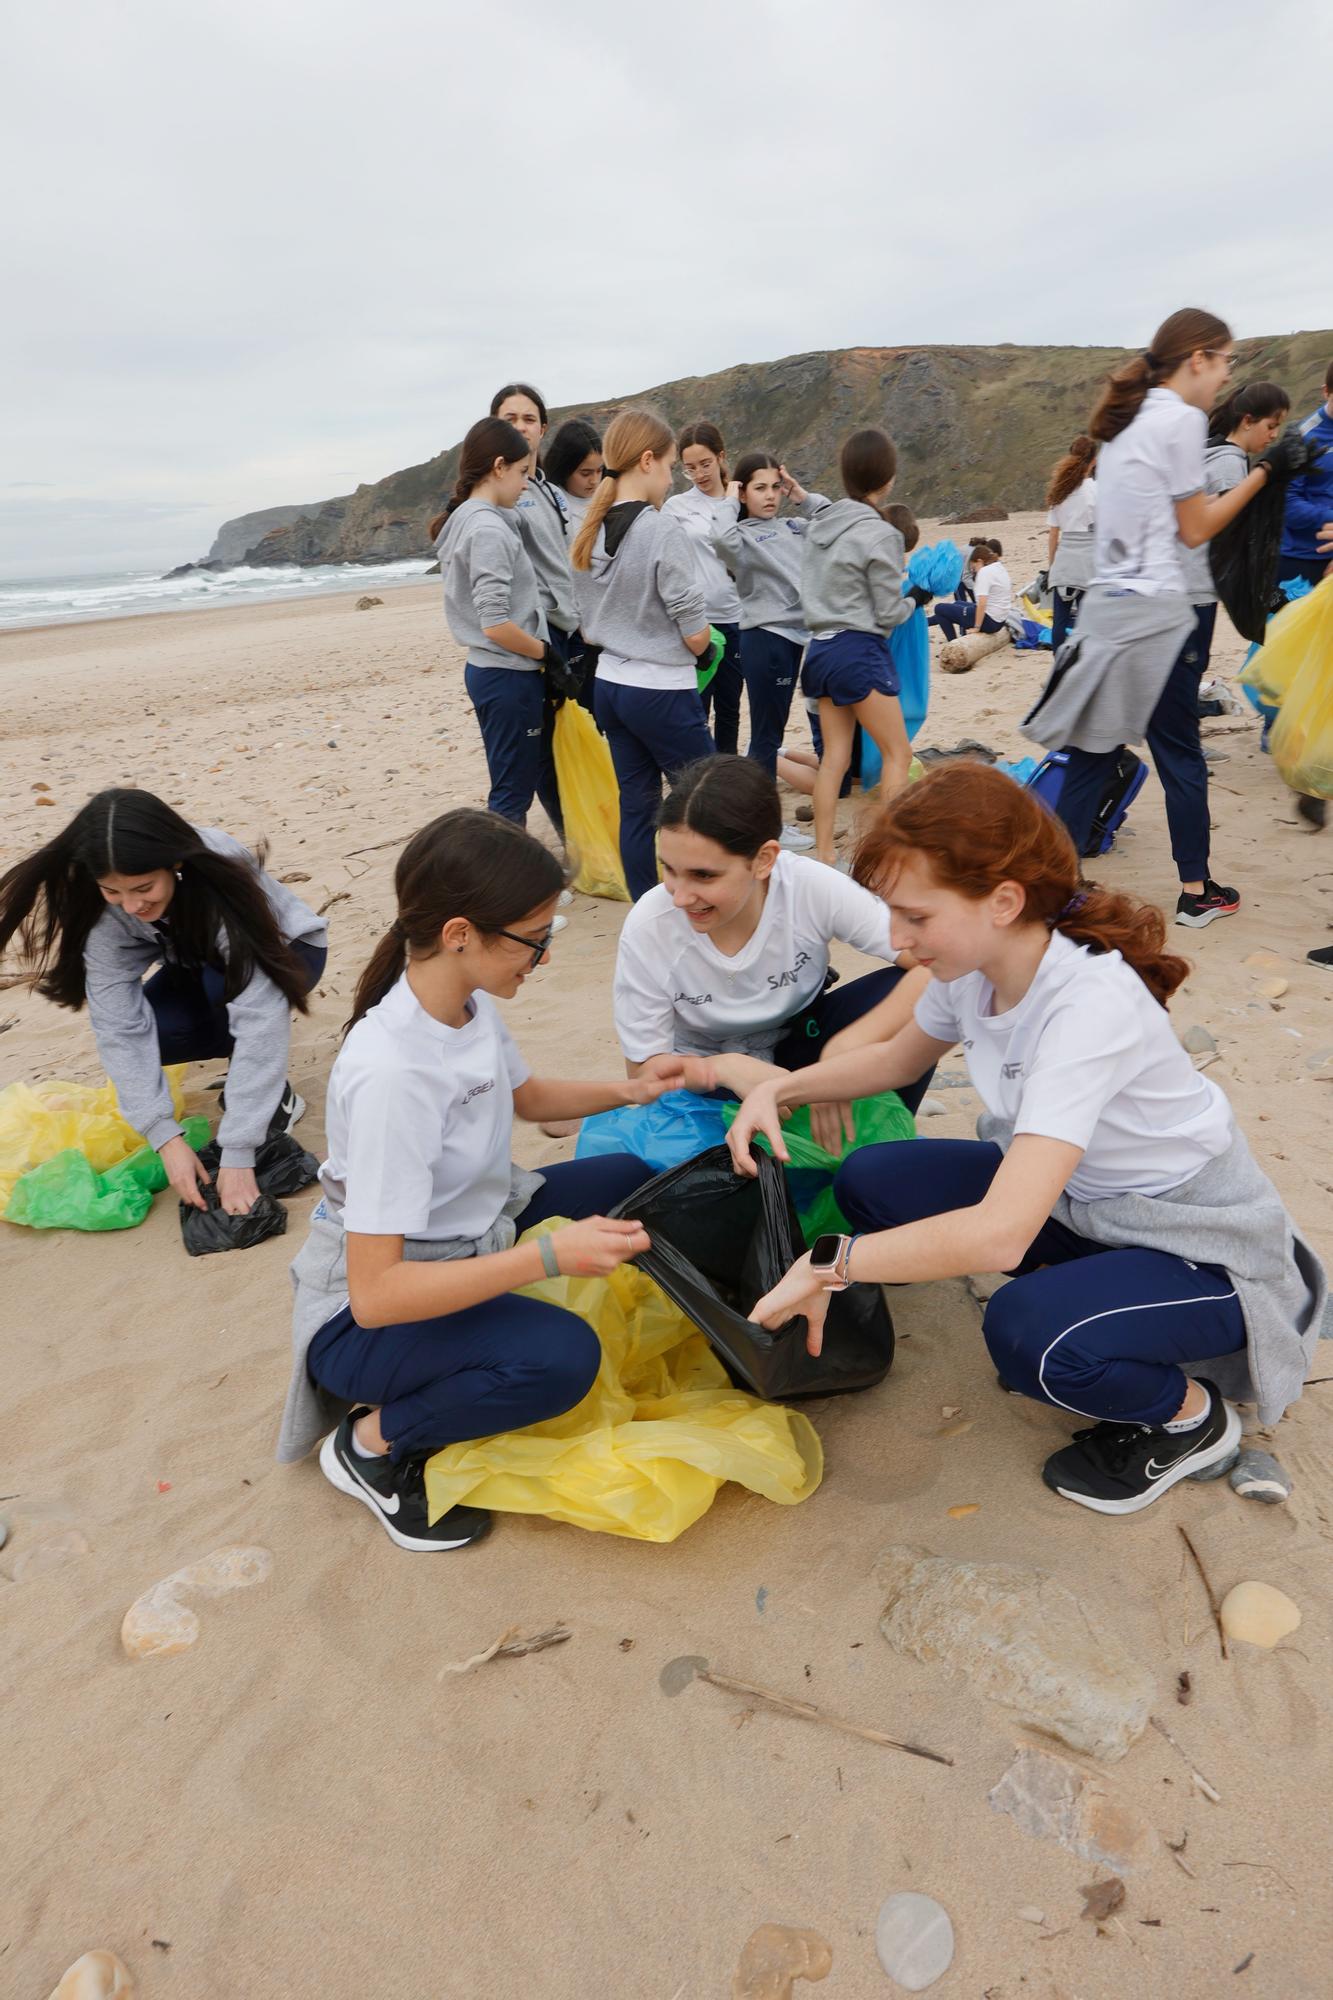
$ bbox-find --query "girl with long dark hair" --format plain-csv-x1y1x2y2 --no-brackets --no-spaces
728,764,1326,1516
490,382,582,665
664,420,746,753
278,809,667,1551
544,416,603,535
1182,380,1291,677
0,790,326,1217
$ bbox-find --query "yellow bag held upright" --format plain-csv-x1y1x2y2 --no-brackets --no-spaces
551,699,629,902
1269,578,1333,799
1240,577,1333,709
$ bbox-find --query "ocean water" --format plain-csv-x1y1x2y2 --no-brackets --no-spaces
0,558,436,633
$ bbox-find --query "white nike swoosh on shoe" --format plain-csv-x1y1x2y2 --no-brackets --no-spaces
343,1449,400,1512
1143,1455,1183,1480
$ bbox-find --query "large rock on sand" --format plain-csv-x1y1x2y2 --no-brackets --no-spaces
875,1546,1154,1762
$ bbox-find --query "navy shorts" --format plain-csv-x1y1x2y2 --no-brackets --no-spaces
801,631,899,706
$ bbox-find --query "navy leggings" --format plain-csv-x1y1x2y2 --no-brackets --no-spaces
740,628,801,774
463,662,564,835
308,1153,654,1462
771,967,934,1115
700,621,743,754
932,604,1003,644
593,678,716,900
1051,587,1083,656
834,1139,1245,1425
145,938,326,1063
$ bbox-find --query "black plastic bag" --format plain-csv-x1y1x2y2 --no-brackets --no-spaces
180,1180,288,1256
196,1130,320,1198
610,1144,894,1401
1210,430,1327,645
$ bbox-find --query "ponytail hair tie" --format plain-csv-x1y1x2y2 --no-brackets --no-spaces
601,465,620,480
1141,350,1158,369
1056,892,1087,924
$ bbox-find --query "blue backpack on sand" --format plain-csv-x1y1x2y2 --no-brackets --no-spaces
1025,748,1148,858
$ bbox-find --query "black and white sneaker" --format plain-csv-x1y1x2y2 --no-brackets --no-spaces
267,1080,306,1138
1174,881,1240,928
1307,944,1333,969
319,1410,492,1551
1042,1380,1240,1515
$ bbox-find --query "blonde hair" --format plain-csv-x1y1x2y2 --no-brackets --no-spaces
571,407,676,571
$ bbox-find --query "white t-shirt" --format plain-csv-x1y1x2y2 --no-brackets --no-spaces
663,487,742,622
973,560,1012,620
1094,388,1206,596
614,850,895,1062
1047,478,1097,535
319,976,529,1240
913,931,1233,1202
562,489,591,534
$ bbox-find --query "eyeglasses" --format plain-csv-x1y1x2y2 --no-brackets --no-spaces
1205,350,1237,372
494,924,557,969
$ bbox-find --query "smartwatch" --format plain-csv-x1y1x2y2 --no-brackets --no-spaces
809,1233,859,1286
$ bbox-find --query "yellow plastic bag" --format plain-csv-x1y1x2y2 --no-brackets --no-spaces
1240,577,1333,708
552,700,629,901
423,1232,823,1542
1270,580,1333,798
0,1067,190,1215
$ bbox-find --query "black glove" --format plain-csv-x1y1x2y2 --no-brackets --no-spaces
1035,569,1050,595
907,584,933,608
541,641,585,705
1260,428,1325,482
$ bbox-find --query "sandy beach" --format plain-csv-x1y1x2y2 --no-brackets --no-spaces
3,513,1331,1998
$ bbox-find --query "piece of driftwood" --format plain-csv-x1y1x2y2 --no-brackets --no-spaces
696,1668,953,1766
938,627,1012,675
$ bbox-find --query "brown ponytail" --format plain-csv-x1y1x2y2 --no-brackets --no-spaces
570,407,675,571
1045,434,1097,509
428,416,530,547
852,764,1190,1009
1089,308,1231,444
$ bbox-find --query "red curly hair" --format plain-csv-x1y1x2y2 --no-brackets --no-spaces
854,764,1189,1009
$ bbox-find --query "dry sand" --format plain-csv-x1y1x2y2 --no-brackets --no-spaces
3,515,1331,1998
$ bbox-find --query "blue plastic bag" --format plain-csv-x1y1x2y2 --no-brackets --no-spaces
909,540,965,598
575,1090,729,1172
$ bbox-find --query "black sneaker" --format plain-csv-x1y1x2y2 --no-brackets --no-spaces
1307,944,1333,968
1175,881,1240,928
1041,1380,1240,1515
319,1410,492,1551
268,1080,306,1138
1295,794,1327,829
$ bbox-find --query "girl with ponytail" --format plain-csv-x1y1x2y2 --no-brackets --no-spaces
1023,309,1309,927
664,421,746,752
432,416,565,834
281,808,674,1550
1182,379,1291,676
1043,434,1098,653
728,764,1326,1518
571,408,717,900
0,790,326,1218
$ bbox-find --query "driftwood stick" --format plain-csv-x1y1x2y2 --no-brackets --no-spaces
1150,1714,1223,1802
438,1623,571,1677
696,1668,953,1767
346,831,414,859
1178,1524,1229,1661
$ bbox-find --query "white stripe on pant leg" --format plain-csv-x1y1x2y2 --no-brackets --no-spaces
1035,1289,1239,1419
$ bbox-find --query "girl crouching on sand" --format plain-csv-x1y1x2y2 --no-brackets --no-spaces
278,810,667,1552
0,789,325,1216
728,765,1326,1515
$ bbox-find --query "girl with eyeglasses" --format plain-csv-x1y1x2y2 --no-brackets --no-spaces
280,810,668,1551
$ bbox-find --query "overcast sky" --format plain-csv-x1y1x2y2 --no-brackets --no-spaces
4,0,1328,578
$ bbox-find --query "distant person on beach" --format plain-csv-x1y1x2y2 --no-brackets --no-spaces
432,416,565,834
543,417,604,536
664,421,746,753
1182,380,1291,682
279,811,665,1551
0,789,324,1217
571,408,717,900
1043,435,1098,653
727,765,1327,1517
613,757,933,1128
1278,357,1333,588
709,451,828,801
490,383,582,671
930,544,1012,645
1021,307,1310,927
800,427,928,865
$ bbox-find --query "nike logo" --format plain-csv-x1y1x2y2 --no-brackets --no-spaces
346,1452,399,1512
1144,1455,1185,1481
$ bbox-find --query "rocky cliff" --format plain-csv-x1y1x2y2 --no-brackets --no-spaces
220,332,1333,568
207,502,325,565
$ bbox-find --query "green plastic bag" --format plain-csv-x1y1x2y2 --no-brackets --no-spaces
722,1092,916,1246
697,624,726,695
6,1115,212,1231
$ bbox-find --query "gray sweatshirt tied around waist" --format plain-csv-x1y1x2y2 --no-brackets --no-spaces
573,504,706,669
436,497,549,671
515,469,578,633
799,499,915,638
711,493,831,633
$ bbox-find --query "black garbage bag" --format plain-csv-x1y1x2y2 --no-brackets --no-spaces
196,1130,320,1198
1210,429,1328,645
610,1144,894,1401
180,1180,288,1256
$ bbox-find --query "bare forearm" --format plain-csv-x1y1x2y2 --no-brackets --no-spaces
848,1206,1018,1285
777,1036,929,1108
482,619,545,660
1180,468,1268,548
710,1052,787,1095
514,1078,635,1121
1047,527,1059,564
352,1237,546,1329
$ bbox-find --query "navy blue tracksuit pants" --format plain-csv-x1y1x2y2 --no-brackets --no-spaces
835,1140,1245,1425
308,1153,654,1462
1056,605,1215,881
700,621,743,754
146,938,327,1063
740,628,802,774
770,967,935,1114
593,678,716,901
932,604,1003,644
464,662,564,835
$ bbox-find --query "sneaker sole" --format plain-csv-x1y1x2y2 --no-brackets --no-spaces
1050,1401,1242,1515
1174,905,1239,928
318,1430,481,1551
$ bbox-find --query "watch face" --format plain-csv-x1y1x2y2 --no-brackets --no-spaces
809,1234,843,1270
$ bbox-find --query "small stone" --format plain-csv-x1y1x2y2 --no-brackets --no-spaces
1228,1450,1292,1504
732,1922,832,1998
1257,977,1289,999
1016,1906,1046,1925
1243,950,1284,972
121,1544,273,1658
1188,1445,1240,1482
1219,1580,1301,1649
1181,1025,1216,1055
989,1746,1158,1874
659,1653,709,1696
13,1528,90,1580
354,595,384,610
919,1096,948,1118
875,1892,954,1991
46,1951,135,1999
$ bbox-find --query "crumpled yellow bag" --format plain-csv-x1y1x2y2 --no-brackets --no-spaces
1267,580,1333,798
552,700,629,901
423,1232,822,1542
0,1067,190,1215
1240,576,1333,708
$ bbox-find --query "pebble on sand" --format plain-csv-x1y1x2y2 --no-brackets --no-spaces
1187,1445,1241,1483
732,1923,832,1998
46,1951,135,1999
874,1892,954,1991
1180,1025,1217,1055
1228,1449,1292,1504
1219,1580,1302,1649
989,1745,1158,1875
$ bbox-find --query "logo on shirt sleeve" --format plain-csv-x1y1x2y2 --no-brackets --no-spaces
1000,1061,1024,1080
461,1080,496,1105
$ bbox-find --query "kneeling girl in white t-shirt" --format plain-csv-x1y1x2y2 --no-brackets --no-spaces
613,755,935,1142
279,810,674,1552
728,764,1326,1517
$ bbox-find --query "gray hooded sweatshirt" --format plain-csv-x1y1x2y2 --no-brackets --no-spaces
515,468,578,633
799,499,914,639
82,828,327,1171
711,492,831,636
435,497,548,672
573,503,706,687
